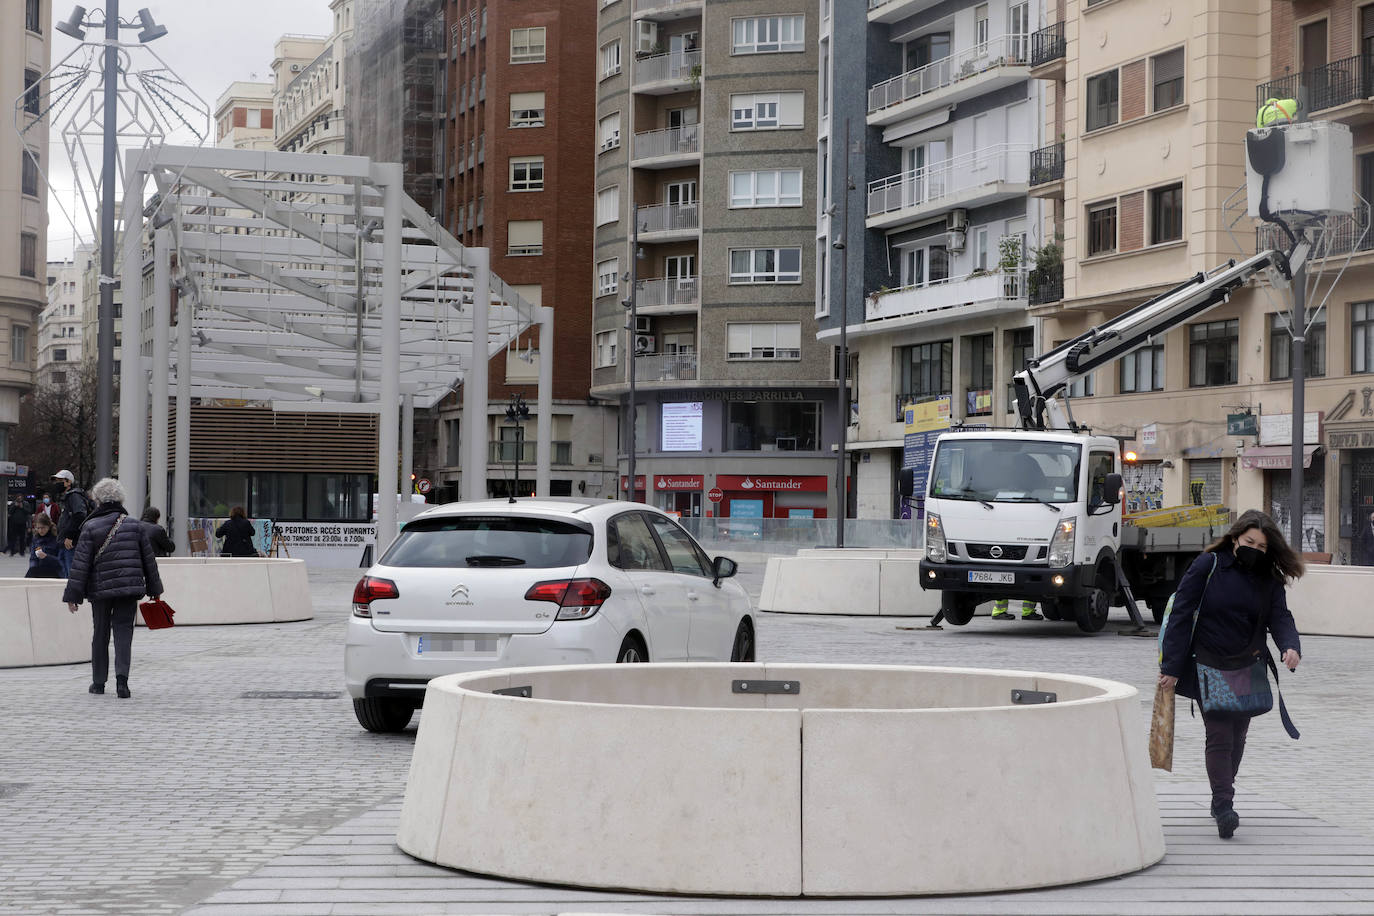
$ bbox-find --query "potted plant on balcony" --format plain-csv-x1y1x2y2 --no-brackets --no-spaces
1027,234,1064,304
998,236,1023,297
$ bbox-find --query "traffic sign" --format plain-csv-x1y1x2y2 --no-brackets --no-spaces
416,478,432,494
707,487,723,503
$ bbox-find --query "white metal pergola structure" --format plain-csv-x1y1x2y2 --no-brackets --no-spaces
116,144,555,553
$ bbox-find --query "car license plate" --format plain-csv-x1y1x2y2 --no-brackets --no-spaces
968,571,1015,585
416,634,498,655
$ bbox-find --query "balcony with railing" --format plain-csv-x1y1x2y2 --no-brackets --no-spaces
633,49,700,94
489,440,574,466
633,0,702,19
635,201,700,240
866,269,1028,326
1028,142,1065,198
637,276,699,312
1029,22,1065,78
635,351,698,382
867,35,1030,126
867,0,943,24
1027,265,1064,307
1257,55,1374,126
866,144,1029,230
631,124,700,168
1257,207,1372,260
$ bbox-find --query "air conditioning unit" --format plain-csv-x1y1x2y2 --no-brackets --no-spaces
948,208,969,231
634,333,655,354
635,316,653,333
290,63,302,72
946,228,967,252
635,20,659,54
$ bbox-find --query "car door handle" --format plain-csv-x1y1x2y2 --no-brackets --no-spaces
640,585,655,596
686,591,700,601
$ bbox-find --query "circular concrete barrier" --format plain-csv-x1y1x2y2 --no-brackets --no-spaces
144,557,312,626
398,663,1164,897
0,579,90,668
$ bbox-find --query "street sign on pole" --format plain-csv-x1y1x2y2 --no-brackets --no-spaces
707,487,724,503
416,478,432,494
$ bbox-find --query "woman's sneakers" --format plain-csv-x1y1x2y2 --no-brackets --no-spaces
1212,801,1240,839
115,676,131,699
88,683,104,695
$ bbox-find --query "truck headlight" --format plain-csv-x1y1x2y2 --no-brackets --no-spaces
925,513,947,563
1047,517,1076,568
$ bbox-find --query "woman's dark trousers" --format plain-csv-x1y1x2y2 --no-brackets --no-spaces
90,598,138,686
1203,713,1251,811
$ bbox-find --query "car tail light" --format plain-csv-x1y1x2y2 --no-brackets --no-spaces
525,577,612,621
353,575,399,617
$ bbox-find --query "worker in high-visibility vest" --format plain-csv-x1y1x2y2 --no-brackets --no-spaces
991,597,1042,621
1257,97,1297,128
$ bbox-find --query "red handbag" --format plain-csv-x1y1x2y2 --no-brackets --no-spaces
139,598,176,629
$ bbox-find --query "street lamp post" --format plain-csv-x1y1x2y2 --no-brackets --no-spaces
623,204,641,503
505,394,530,503
55,4,167,480
833,119,854,547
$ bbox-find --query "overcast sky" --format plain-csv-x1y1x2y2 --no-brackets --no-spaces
46,0,333,260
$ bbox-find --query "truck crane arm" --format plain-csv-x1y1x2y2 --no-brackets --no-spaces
1012,242,1309,431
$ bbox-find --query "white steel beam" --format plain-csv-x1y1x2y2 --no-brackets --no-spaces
149,227,172,519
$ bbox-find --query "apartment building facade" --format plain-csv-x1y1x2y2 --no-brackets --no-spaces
272,1,353,158
1,0,50,460
820,0,1045,518
215,82,276,152
590,0,839,520
38,259,82,388
433,0,614,504
1025,2,1361,554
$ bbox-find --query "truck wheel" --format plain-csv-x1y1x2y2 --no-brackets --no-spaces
941,593,977,626
1147,597,1168,625
1074,585,1111,633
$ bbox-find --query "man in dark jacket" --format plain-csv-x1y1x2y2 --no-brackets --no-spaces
52,469,92,577
5,495,30,555
63,477,164,699
141,507,176,557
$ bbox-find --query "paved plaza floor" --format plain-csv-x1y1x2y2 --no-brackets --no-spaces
1,550,1372,915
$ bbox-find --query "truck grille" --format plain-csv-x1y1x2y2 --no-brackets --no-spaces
965,543,1029,561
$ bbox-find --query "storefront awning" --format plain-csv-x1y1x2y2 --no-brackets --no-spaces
1240,445,1321,471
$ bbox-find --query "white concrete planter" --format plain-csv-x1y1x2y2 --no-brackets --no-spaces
146,558,312,626
0,579,90,667
398,663,1163,897
760,548,948,616
1287,565,1374,637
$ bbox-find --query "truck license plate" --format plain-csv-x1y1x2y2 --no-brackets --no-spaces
968,571,1014,585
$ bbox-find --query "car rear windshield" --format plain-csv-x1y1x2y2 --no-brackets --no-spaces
380,516,594,568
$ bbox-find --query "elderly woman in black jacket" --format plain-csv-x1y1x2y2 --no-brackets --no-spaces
62,477,164,699
1159,509,1303,840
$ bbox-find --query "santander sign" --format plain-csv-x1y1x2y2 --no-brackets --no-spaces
717,475,824,492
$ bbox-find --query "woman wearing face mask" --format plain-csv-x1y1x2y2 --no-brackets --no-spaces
1158,509,1303,839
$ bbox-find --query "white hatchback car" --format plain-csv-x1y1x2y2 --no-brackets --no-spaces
344,497,755,732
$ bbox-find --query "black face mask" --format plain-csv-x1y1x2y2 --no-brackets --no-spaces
1235,544,1270,573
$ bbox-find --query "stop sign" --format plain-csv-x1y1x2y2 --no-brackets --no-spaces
707,487,724,503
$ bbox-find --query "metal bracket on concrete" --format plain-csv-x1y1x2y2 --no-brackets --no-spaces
1011,689,1057,704
493,685,532,698
732,680,800,695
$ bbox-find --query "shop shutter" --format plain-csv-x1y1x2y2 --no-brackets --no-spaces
1187,458,1222,507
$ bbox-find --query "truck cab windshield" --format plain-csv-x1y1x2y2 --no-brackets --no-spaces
928,439,1081,504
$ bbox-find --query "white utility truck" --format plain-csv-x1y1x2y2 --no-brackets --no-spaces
905,118,1352,633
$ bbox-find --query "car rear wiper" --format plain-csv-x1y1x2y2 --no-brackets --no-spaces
465,555,527,567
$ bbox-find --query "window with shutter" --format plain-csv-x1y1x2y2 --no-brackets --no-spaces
507,220,543,256
1151,48,1185,111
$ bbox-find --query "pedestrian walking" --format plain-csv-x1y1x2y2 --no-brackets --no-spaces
216,506,258,557
62,477,164,699
1157,509,1303,840
1354,510,1374,567
140,507,176,557
25,513,62,578
52,469,93,578
6,494,31,555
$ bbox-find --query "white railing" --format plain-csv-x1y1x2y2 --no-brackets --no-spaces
634,0,702,12
638,276,699,308
633,125,700,160
868,34,1030,113
635,352,698,381
867,143,1029,217
634,49,701,85
866,270,1027,322
636,202,700,234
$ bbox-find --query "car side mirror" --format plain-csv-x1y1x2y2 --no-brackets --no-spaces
712,555,737,587
1104,472,1123,505
898,467,915,498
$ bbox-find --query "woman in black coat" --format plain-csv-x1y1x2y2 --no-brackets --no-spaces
216,506,258,557
62,477,164,698
1158,509,1303,840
